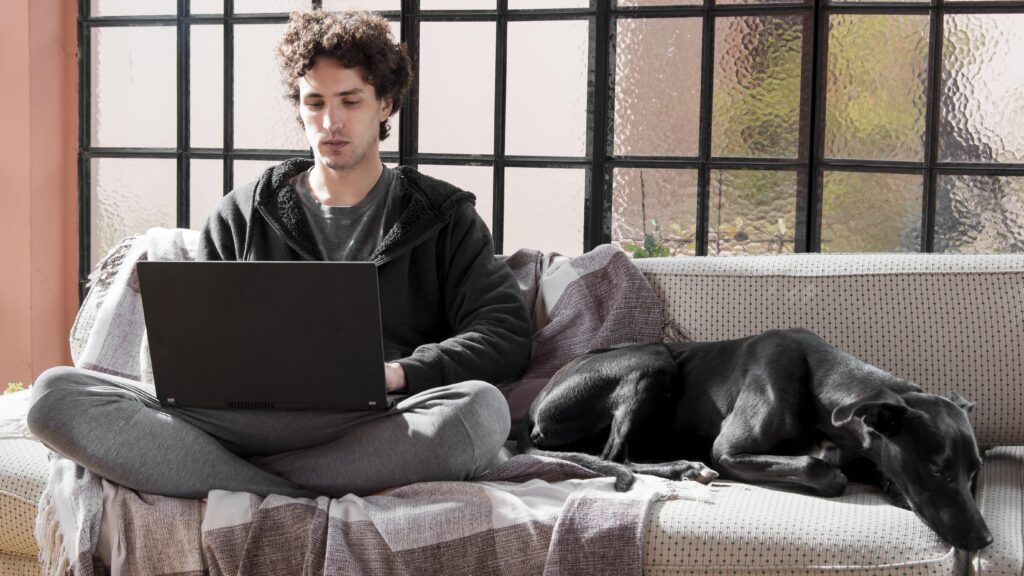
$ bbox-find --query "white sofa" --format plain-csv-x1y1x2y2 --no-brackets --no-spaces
1,250,1022,575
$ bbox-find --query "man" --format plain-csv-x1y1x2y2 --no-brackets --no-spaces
27,10,532,499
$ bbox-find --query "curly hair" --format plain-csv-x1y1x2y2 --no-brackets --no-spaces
276,11,413,140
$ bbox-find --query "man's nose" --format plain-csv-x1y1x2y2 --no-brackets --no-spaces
322,104,344,130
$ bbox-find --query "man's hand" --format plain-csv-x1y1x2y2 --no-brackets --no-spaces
384,362,406,393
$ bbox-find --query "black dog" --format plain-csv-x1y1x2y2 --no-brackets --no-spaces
518,328,993,552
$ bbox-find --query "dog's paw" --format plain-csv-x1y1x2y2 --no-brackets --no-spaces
809,464,848,497
631,460,719,484
613,471,636,492
682,462,719,484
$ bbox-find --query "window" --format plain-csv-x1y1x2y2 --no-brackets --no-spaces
79,0,1024,297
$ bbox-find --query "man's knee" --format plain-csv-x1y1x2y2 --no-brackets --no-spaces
446,380,510,473
27,366,82,440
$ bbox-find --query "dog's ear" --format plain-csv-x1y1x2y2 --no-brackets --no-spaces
831,389,910,440
947,392,976,414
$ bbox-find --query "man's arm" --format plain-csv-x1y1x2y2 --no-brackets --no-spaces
395,203,533,394
196,186,253,261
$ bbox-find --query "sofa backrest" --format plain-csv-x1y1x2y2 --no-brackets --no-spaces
634,253,1024,448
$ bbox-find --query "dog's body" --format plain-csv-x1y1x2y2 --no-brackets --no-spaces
519,328,993,551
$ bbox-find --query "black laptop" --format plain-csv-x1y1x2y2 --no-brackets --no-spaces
137,261,405,411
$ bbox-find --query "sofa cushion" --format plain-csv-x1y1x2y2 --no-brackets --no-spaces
971,446,1023,576
634,254,1024,447
0,437,49,557
0,551,41,576
643,481,961,576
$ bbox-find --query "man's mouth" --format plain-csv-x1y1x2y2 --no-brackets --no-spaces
322,139,349,151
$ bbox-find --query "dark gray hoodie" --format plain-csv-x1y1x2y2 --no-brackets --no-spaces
197,158,532,395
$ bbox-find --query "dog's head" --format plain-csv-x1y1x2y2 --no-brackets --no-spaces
832,389,993,552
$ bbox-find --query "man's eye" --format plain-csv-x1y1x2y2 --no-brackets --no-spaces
306,102,324,109
344,100,360,107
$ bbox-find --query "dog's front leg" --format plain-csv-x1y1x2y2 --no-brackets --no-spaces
715,453,848,497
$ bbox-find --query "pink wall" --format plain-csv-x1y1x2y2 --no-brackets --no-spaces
0,0,78,387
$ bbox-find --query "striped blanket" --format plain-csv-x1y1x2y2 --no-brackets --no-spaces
37,228,712,575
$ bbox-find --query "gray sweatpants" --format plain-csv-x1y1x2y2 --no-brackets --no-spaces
27,366,511,499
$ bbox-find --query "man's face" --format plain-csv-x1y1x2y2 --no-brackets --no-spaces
297,57,393,174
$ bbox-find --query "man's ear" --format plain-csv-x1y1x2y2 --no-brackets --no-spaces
831,389,910,439
947,391,975,414
379,96,394,119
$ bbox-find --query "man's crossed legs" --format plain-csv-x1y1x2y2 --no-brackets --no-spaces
27,366,510,499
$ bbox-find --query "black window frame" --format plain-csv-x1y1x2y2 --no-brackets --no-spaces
78,0,1024,300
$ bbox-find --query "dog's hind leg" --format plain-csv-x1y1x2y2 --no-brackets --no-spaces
601,369,673,463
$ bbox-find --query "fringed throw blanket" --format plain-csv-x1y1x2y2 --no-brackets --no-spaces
37,453,712,576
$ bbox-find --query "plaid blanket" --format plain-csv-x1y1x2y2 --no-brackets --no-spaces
37,229,710,575
37,452,712,576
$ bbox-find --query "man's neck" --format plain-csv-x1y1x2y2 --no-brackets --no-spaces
308,160,385,207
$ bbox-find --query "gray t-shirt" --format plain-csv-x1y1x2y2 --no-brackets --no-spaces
292,167,402,262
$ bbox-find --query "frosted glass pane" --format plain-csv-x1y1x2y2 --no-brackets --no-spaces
510,0,589,7
820,171,921,253
825,15,928,162
712,15,805,159
234,160,281,188
418,165,494,232
91,27,177,148
935,175,1024,253
718,0,809,5
507,21,588,157
190,160,225,230
422,0,497,8
233,0,311,13
91,158,177,270
940,14,1024,163
708,170,799,256
191,0,223,13
614,18,702,157
504,168,585,256
419,23,495,154
234,24,308,151
323,0,400,9
91,0,175,16
191,25,224,149
617,0,700,6
612,168,698,257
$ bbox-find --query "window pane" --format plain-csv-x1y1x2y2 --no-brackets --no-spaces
233,0,311,13
504,168,585,256
935,175,1024,253
617,0,700,6
421,0,497,8
233,160,281,188
614,18,702,157
381,21,402,155
510,0,589,7
712,15,806,159
234,24,308,151
719,0,810,5
91,0,175,16
191,0,223,14
507,20,589,157
940,14,1024,163
91,158,177,270
418,165,494,232
708,170,799,256
190,160,224,230
323,0,400,9
191,25,224,149
825,14,928,162
820,171,921,253
419,22,495,154
91,26,177,148
612,168,698,257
